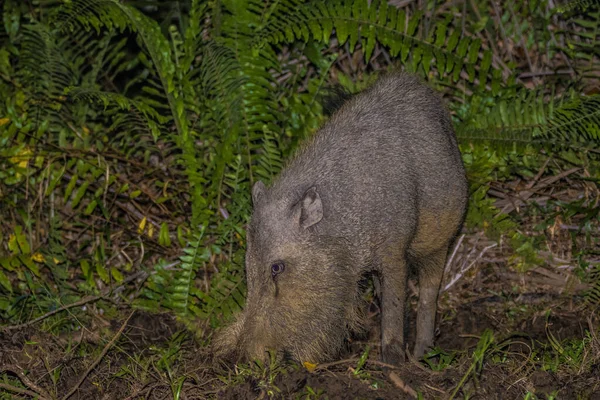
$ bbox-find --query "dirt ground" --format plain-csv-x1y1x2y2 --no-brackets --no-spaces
1,247,599,400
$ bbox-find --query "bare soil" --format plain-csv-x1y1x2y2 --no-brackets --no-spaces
1,256,599,400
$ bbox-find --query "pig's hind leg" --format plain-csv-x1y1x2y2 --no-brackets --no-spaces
379,247,409,366
410,247,448,358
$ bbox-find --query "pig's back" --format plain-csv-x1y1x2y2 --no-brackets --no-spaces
273,74,467,258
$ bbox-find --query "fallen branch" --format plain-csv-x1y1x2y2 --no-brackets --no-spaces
315,357,403,371
1,296,102,332
0,382,50,400
0,365,53,399
497,271,590,292
61,310,135,400
1,261,180,332
499,167,581,214
443,243,498,292
443,234,466,277
314,357,360,370
388,371,418,398
122,383,158,400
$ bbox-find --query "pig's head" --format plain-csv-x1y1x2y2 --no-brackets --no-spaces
214,181,363,364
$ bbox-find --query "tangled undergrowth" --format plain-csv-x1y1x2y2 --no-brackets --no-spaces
1,0,599,398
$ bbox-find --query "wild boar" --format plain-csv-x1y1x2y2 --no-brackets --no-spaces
216,73,468,365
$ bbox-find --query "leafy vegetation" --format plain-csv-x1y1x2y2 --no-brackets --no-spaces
0,0,599,398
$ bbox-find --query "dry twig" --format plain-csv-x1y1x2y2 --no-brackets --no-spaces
61,310,136,400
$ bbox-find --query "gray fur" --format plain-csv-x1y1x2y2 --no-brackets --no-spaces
215,73,468,365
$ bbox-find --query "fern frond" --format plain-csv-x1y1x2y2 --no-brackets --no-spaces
67,87,167,139
586,264,600,306
188,40,245,136
560,7,600,77
217,155,251,251
255,130,284,182
543,95,600,143
139,227,208,315
18,23,76,129
457,89,550,146
457,90,600,151
555,0,600,17
173,226,207,315
238,46,285,185
257,0,500,88
193,267,246,327
212,0,286,193
59,0,181,130
192,158,248,328
57,0,214,224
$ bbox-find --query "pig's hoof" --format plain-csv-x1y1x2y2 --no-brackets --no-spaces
382,348,405,366
413,344,427,359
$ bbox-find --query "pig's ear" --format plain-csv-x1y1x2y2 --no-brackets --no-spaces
300,187,323,229
252,181,266,204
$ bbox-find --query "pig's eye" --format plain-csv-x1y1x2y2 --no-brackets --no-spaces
271,262,285,278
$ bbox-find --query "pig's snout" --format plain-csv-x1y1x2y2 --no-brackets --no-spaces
215,310,278,363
